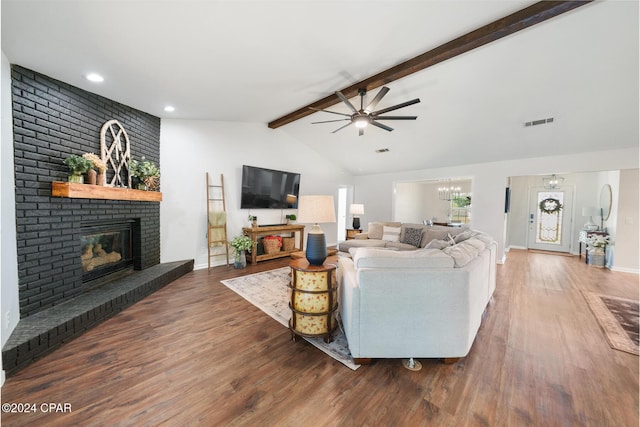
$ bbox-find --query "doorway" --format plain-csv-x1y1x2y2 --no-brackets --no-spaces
527,186,574,252
337,187,347,242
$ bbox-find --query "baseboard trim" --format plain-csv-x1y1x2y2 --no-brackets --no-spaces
610,266,640,274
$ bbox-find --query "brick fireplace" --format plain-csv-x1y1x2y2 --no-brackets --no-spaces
2,65,193,375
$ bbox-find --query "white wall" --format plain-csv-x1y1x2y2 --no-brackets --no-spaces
354,147,639,264
159,119,353,269
1,51,20,386
612,169,638,273
393,182,425,223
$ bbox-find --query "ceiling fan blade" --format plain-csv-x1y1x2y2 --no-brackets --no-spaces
364,86,390,113
308,107,351,117
332,122,353,133
372,115,418,120
371,98,421,115
335,91,359,114
358,128,364,136
370,121,394,132
311,119,351,124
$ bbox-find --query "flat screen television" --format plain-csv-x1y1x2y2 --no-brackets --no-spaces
240,165,300,209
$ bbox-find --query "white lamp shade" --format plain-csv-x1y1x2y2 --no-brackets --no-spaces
349,203,364,216
297,195,336,224
582,207,600,217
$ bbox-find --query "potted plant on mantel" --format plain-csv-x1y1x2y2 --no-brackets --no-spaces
82,152,107,186
129,156,160,191
63,154,93,184
229,235,253,269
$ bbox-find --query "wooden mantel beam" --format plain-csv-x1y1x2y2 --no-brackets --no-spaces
267,0,592,129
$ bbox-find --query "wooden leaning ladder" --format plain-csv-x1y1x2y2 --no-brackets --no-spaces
206,173,229,269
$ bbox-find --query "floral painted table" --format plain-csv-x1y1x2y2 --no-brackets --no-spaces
288,258,338,343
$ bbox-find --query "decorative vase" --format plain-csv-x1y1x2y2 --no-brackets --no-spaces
97,172,105,186
252,218,258,228
588,247,606,268
68,174,84,184
86,169,97,185
234,251,247,269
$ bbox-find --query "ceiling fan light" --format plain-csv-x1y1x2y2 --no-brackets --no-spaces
354,116,368,128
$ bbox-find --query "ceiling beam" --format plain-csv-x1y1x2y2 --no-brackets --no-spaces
268,0,592,129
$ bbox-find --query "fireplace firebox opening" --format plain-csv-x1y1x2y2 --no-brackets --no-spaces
81,219,137,285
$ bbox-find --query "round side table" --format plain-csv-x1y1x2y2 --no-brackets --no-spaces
288,258,338,343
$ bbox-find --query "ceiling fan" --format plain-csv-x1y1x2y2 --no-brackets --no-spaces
309,86,420,136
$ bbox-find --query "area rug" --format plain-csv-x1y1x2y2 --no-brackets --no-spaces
582,291,639,356
220,267,359,370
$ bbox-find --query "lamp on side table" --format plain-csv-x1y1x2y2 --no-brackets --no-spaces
297,195,336,266
349,203,364,230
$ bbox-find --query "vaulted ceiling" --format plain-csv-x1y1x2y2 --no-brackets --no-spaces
2,1,638,175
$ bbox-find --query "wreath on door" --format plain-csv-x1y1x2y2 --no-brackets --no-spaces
539,198,563,214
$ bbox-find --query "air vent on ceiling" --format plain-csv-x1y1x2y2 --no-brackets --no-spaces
375,148,390,153
524,117,554,127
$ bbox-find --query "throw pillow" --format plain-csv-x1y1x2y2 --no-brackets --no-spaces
382,226,401,242
425,238,453,250
401,227,423,247
453,230,475,244
442,241,480,267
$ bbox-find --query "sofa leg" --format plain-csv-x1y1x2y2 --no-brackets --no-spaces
353,358,372,365
402,358,422,371
442,357,462,364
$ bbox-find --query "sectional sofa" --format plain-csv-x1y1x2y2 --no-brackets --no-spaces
337,221,497,364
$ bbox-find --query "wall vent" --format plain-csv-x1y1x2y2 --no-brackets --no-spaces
375,148,390,153
524,117,554,127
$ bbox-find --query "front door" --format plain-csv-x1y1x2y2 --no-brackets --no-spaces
527,187,573,252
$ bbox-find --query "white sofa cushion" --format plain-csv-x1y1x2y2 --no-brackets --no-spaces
353,247,454,269
386,241,419,251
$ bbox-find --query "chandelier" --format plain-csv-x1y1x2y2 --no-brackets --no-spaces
438,184,461,201
543,174,564,190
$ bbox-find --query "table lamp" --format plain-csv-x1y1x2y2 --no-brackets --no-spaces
349,203,364,230
297,195,336,265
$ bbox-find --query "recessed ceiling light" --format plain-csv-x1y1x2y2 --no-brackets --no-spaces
85,73,104,83
163,106,175,112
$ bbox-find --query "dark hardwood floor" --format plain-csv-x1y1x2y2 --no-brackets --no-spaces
1,250,638,426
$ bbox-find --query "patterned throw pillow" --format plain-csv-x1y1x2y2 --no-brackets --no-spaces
401,227,423,247
382,226,401,242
